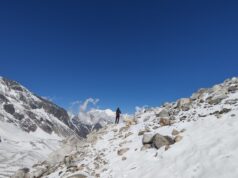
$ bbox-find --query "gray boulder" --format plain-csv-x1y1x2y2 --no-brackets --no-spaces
4,104,15,115
152,134,175,149
156,109,169,118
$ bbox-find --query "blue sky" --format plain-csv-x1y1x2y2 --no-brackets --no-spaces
1,0,238,113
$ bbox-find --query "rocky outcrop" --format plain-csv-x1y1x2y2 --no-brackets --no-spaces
156,109,169,118
176,98,191,111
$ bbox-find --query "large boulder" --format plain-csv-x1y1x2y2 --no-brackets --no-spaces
156,109,169,118
176,98,192,111
152,134,175,149
3,104,15,115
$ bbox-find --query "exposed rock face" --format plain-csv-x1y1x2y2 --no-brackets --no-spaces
174,135,183,142
172,129,180,136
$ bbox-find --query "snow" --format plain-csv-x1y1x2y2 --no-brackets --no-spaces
0,121,61,177
41,78,238,178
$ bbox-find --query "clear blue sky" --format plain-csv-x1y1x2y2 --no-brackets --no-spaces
1,0,238,113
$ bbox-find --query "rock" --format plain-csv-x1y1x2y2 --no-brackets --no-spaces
152,126,159,130
112,128,118,132
142,134,154,144
176,98,192,111
198,114,207,117
117,148,129,156
231,114,236,117
124,117,136,126
207,94,227,105
159,118,171,126
125,132,133,138
228,85,238,92
152,134,175,149
156,109,169,118
119,140,130,147
180,128,186,132
225,99,238,105
143,117,150,122
122,157,127,161
190,92,200,101
4,104,15,115
144,125,151,132
165,145,170,151
11,168,30,178
138,130,147,136
180,116,187,121
174,135,183,142
66,174,87,178
211,84,223,93
0,94,9,103
219,108,231,114
64,155,73,168
141,144,152,151
172,129,180,136
30,166,48,178
190,88,208,100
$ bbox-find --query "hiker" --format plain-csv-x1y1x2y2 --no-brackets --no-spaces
115,107,121,124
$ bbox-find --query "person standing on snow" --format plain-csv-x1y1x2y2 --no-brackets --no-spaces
115,107,121,124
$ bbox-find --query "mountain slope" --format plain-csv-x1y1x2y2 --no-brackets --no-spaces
0,77,74,137
23,77,238,178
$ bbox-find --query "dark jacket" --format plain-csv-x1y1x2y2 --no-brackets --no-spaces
116,108,121,117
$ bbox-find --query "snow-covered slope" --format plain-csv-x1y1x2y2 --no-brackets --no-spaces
22,77,238,178
0,77,78,177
